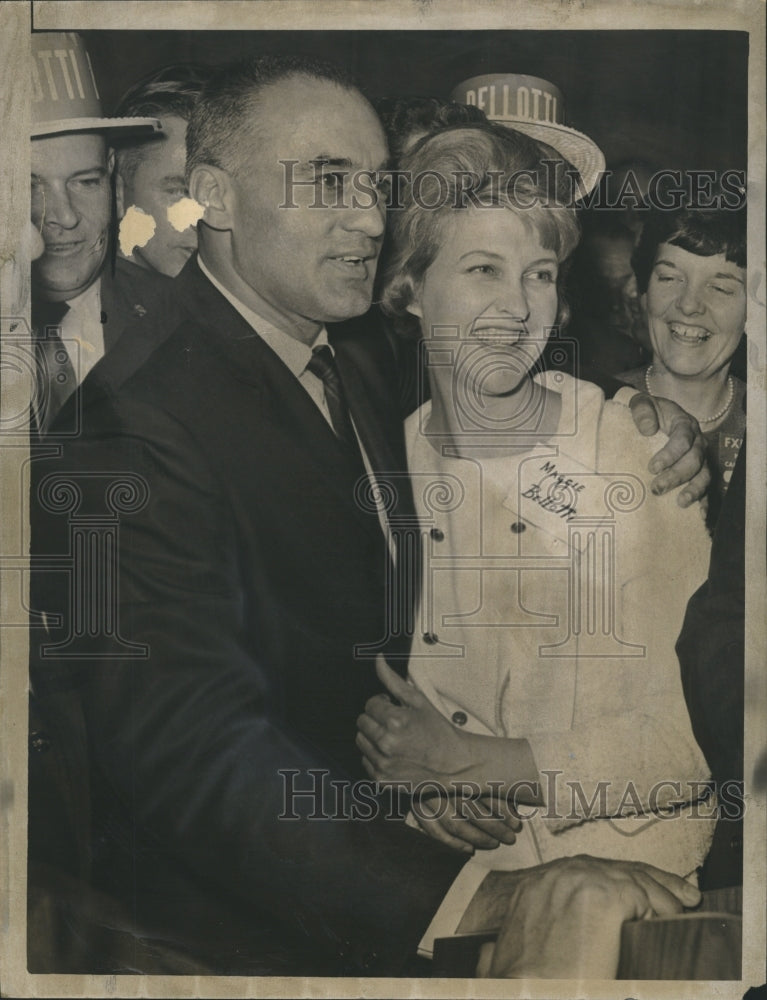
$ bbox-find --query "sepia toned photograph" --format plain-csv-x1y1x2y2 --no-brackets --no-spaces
1,2,765,997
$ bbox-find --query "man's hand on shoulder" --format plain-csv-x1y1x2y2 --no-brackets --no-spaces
629,392,710,506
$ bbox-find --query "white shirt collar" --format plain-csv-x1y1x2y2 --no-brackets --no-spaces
65,276,101,315
61,277,103,384
197,256,329,377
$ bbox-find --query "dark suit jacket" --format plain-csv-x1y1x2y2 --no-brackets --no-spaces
31,256,173,436
30,259,463,975
100,255,174,351
676,438,746,891
32,255,173,362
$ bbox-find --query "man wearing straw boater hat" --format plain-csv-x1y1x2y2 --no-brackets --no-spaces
28,32,190,969
30,31,172,434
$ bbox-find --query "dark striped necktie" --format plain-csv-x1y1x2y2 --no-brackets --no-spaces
307,345,366,473
32,298,76,434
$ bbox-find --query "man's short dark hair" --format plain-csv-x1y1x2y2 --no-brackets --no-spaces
632,204,747,294
186,53,360,180
113,63,212,181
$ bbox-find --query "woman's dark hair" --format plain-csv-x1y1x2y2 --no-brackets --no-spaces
632,204,746,294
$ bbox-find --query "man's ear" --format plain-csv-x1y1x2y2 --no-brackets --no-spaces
188,164,234,231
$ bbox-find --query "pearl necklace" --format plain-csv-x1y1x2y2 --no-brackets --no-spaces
644,365,734,424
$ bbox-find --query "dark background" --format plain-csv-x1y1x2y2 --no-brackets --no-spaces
77,29,748,173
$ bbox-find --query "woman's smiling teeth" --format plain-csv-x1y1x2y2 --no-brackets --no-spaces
472,325,526,344
669,321,711,344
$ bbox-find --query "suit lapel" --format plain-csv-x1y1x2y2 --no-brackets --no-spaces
333,323,420,665
177,262,418,664
177,264,386,533
333,324,416,523
100,257,174,353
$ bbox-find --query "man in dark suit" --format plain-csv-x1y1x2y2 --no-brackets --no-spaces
29,52,456,976
30,53,709,976
677,439,746,892
30,31,171,434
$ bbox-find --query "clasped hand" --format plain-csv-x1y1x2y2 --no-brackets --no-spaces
356,656,521,853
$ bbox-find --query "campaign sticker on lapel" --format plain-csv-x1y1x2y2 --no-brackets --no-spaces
716,430,744,490
505,450,646,550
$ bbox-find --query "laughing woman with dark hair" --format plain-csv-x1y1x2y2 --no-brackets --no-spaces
620,205,747,532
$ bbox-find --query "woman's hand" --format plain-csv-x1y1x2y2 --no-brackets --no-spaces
356,657,528,853
356,657,479,786
410,787,521,854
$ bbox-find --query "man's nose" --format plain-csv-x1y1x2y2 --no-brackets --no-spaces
344,197,386,240
42,184,80,231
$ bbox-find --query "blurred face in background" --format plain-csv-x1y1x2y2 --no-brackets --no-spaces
116,115,197,277
586,230,650,350
31,132,111,301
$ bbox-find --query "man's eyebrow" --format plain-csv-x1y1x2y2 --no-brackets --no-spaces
69,167,108,179
306,156,353,170
31,166,107,181
290,156,390,176
159,174,187,185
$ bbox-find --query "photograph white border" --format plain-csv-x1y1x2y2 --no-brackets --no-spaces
1,2,764,997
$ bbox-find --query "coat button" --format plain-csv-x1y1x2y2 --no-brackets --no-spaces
430,527,445,541
422,632,439,645
451,711,468,726
510,521,526,534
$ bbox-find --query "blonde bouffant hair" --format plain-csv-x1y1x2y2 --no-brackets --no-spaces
379,121,581,338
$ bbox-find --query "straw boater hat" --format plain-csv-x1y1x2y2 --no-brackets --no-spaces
31,31,161,138
451,73,605,196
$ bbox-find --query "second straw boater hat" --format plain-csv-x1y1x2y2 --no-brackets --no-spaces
451,73,605,196
31,31,161,138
